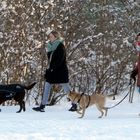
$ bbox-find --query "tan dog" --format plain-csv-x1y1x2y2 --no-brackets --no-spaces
68,91,108,118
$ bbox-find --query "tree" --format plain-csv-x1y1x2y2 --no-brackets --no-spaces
0,0,139,105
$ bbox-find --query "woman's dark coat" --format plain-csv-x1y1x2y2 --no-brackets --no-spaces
45,43,69,84
137,53,140,86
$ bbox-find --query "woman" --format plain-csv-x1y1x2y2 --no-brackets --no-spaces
136,33,140,90
33,30,77,112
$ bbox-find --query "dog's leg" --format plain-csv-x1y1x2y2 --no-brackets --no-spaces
16,102,22,113
96,105,104,118
22,101,26,112
77,107,82,114
79,108,86,118
104,107,108,116
98,110,104,118
77,111,82,114
78,97,87,118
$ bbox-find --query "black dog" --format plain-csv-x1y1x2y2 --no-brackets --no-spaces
0,82,36,113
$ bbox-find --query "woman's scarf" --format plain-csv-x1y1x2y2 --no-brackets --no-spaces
47,39,63,52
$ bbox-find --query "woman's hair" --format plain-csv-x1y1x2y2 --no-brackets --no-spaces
50,30,66,47
51,30,61,39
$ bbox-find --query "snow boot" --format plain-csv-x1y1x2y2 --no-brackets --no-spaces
32,104,45,112
69,103,77,112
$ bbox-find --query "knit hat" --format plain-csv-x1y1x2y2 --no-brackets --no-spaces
46,29,53,36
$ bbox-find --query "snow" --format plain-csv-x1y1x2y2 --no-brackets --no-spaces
0,93,140,140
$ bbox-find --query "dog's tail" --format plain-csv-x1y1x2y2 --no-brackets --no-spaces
23,82,37,90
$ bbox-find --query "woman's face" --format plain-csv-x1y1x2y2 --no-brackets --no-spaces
137,36,140,42
48,33,56,42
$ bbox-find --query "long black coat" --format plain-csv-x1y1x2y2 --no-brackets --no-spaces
45,43,69,84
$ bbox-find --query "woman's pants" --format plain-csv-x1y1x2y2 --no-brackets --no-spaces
41,82,70,105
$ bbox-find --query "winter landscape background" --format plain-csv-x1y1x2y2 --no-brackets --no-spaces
0,0,139,105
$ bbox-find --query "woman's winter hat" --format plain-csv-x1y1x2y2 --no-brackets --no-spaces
46,29,53,36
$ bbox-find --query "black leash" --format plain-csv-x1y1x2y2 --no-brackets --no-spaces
77,93,84,103
106,85,131,109
71,93,82,103
77,93,91,108
72,92,91,108
106,91,129,109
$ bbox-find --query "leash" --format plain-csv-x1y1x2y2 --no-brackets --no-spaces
106,91,129,109
78,93,91,108
85,95,91,108
77,93,84,103
70,92,84,104
106,85,131,109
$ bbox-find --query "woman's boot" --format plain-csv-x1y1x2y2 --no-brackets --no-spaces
69,103,77,111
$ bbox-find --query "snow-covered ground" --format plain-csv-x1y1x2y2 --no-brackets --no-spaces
0,92,140,140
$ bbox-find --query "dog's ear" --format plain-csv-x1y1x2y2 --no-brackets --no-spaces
67,91,72,98
69,90,72,94
68,91,71,94
71,88,75,92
